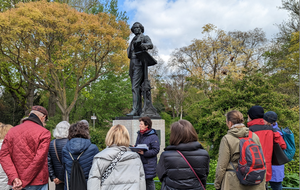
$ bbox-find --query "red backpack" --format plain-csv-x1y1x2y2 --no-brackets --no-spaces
230,131,266,185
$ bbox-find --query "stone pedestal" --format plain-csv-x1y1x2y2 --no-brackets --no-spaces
113,119,165,156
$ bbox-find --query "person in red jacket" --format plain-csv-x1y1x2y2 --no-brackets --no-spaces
0,106,51,190
247,106,286,189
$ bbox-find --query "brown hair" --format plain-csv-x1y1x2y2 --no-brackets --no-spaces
0,123,13,140
169,120,198,145
105,124,130,147
226,110,244,124
68,122,90,140
139,117,152,129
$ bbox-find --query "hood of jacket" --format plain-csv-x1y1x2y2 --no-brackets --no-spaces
94,145,139,162
165,141,204,151
65,138,91,154
227,125,249,138
247,118,265,127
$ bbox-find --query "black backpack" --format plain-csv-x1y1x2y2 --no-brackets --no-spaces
67,151,87,190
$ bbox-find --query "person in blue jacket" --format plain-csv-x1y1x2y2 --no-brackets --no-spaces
48,121,70,190
61,121,99,190
264,111,285,190
135,117,160,190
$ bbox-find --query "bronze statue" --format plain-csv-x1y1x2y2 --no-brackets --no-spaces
127,22,160,117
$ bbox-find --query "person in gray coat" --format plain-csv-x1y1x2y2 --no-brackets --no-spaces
87,124,146,190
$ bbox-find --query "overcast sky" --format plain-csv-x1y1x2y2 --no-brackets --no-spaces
117,0,290,63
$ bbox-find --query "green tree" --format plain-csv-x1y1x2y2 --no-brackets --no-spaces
0,60,36,115
0,0,43,12
262,0,299,105
185,73,299,171
0,89,25,125
276,0,299,42
89,0,128,21
263,31,299,105
70,69,132,126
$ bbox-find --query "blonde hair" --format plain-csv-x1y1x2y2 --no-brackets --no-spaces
0,124,13,140
105,124,130,147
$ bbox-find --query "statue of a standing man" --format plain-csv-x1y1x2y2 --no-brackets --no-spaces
126,22,157,116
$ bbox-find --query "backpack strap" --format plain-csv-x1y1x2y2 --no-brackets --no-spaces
176,150,206,190
54,140,61,164
101,150,126,186
248,131,253,138
68,151,85,161
66,169,69,190
227,162,236,172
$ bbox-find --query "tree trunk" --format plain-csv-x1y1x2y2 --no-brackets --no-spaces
48,92,56,117
25,84,35,116
172,107,175,118
62,112,69,122
56,90,79,122
180,105,183,120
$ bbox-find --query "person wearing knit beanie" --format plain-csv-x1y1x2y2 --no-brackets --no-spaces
247,105,264,120
263,111,284,190
263,111,278,125
247,106,287,184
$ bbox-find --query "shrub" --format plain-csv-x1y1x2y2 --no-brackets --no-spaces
185,73,299,174
90,127,110,151
282,173,300,187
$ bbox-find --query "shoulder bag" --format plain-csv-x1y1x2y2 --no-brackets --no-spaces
54,139,61,164
101,149,126,186
177,150,205,190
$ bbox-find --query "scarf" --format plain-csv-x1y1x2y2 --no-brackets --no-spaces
140,128,150,135
23,113,44,127
247,118,265,127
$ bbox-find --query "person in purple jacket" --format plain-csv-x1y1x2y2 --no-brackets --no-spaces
135,117,160,190
264,111,284,190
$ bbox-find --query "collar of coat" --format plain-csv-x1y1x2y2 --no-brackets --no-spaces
23,113,44,127
227,126,249,138
137,128,157,136
247,118,265,127
164,141,204,151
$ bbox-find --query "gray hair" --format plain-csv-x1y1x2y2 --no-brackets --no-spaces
80,120,89,127
53,121,70,139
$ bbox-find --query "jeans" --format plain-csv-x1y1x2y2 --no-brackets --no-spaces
146,178,155,190
269,181,282,190
22,184,48,190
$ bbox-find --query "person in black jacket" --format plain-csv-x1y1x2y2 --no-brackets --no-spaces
48,121,70,190
135,117,160,190
157,120,210,190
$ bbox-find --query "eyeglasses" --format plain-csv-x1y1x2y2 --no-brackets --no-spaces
43,114,48,122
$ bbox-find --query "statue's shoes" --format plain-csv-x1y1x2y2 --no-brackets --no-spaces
126,110,139,116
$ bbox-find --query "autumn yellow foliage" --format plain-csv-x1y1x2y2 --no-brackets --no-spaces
169,24,265,89
0,1,130,120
